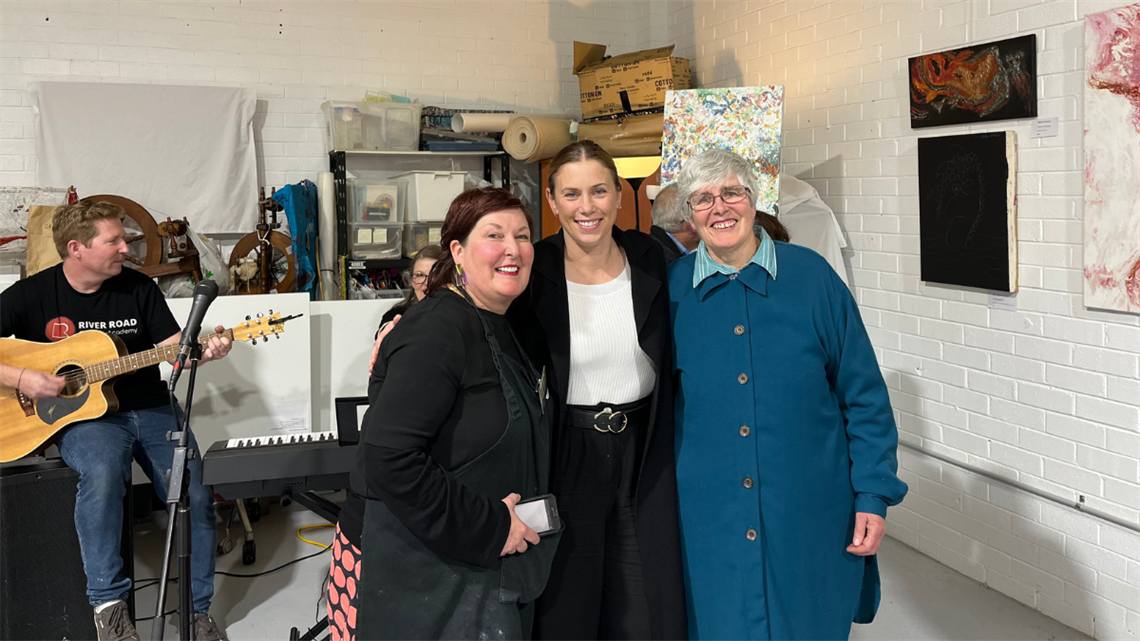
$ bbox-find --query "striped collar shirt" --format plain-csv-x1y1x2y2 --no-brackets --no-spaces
692,227,778,289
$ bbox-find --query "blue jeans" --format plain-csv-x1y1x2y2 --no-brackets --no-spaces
57,404,216,612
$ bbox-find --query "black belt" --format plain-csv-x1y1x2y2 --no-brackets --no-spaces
564,398,650,434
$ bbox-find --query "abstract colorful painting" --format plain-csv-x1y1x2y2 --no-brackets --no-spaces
918,132,1018,292
910,35,1037,128
1084,4,1140,314
661,86,784,214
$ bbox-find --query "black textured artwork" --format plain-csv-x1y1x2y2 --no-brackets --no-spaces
918,132,1017,292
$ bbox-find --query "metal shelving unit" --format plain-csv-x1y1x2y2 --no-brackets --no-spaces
329,149,511,299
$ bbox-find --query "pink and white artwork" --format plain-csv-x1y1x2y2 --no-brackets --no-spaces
1084,3,1140,313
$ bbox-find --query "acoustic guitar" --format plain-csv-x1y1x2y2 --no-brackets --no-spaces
0,312,299,463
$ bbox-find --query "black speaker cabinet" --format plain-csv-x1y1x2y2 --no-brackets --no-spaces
0,460,134,640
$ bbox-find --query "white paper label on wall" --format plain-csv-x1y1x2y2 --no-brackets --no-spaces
988,292,1018,311
356,228,372,244
1030,117,1059,139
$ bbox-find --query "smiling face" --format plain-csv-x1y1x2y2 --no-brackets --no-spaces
451,209,534,314
70,217,129,281
689,176,757,258
546,159,620,251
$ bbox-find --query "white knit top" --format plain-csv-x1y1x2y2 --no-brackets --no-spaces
565,260,657,406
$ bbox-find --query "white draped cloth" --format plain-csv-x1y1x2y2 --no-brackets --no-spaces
33,82,258,234
778,174,850,288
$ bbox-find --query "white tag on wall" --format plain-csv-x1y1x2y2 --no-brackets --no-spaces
1030,117,1059,139
988,292,1018,311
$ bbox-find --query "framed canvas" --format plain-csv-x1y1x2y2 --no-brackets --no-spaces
918,132,1018,292
1083,3,1140,313
661,86,784,214
910,35,1037,128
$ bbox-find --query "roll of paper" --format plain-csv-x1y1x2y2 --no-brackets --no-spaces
317,171,339,300
451,113,514,133
503,117,575,163
577,113,664,157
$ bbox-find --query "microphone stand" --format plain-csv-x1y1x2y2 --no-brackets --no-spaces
152,344,202,641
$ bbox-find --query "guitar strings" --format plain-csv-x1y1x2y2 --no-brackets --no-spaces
59,331,229,387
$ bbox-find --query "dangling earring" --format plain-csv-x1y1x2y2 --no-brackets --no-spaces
455,263,467,287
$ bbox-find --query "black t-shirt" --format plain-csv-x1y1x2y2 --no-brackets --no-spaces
0,264,181,412
340,290,524,564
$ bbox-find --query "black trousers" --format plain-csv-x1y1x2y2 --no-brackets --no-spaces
533,410,653,640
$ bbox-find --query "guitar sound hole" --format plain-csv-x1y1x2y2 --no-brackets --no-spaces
56,364,87,397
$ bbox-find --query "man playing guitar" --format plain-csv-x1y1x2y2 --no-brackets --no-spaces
0,200,232,641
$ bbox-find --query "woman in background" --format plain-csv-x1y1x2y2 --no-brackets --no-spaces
379,244,443,327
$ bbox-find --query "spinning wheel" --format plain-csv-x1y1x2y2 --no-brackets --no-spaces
228,231,296,294
228,187,296,295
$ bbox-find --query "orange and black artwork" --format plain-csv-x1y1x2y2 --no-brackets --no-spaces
910,35,1037,128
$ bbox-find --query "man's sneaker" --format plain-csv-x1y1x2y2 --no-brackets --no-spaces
193,612,229,641
93,600,140,641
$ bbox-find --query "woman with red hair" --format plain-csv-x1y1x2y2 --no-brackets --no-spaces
333,188,559,640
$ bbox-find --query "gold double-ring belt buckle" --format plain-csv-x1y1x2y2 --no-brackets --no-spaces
593,407,628,434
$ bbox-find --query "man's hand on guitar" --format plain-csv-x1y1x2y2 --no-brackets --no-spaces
200,325,233,363
17,368,66,399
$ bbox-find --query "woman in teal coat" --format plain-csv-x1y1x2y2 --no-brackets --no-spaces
667,149,908,640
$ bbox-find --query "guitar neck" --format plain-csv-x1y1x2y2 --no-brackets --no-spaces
86,329,235,383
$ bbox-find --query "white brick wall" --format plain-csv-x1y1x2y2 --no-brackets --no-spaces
0,0,643,187
2,0,1137,636
667,0,1140,638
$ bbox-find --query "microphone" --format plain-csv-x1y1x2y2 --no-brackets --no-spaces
169,279,218,391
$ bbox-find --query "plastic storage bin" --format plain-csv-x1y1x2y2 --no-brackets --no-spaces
322,101,424,152
403,222,444,257
349,179,407,223
390,171,468,221
349,222,403,259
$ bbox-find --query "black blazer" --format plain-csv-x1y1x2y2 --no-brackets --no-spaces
509,227,688,640
649,225,686,265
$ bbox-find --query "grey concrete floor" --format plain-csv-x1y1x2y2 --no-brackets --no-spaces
132,499,1091,640
852,537,1090,641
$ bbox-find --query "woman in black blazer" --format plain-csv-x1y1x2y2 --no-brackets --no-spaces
509,141,687,640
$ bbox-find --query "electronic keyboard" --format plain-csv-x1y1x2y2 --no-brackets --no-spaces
202,432,355,500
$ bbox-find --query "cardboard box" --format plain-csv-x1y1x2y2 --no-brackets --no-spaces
573,41,692,120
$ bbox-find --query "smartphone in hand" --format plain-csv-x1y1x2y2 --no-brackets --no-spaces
515,494,561,537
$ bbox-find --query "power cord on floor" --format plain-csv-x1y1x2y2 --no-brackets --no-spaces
316,565,330,624
133,536,331,586
216,546,329,578
298,524,334,549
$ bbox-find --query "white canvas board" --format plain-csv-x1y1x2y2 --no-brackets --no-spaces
309,299,400,435
160,292,312,451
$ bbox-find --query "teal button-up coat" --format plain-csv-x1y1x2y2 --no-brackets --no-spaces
668,240,908,640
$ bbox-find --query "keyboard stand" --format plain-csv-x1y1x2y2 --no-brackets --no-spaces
293,492,340,524
288,492,341,641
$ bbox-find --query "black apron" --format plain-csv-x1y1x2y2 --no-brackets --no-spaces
358,296,562,640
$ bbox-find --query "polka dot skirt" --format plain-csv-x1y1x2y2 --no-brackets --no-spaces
327,523,360,641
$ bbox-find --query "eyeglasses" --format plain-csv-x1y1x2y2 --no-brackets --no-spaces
688,186,751,212
410,272,429,284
